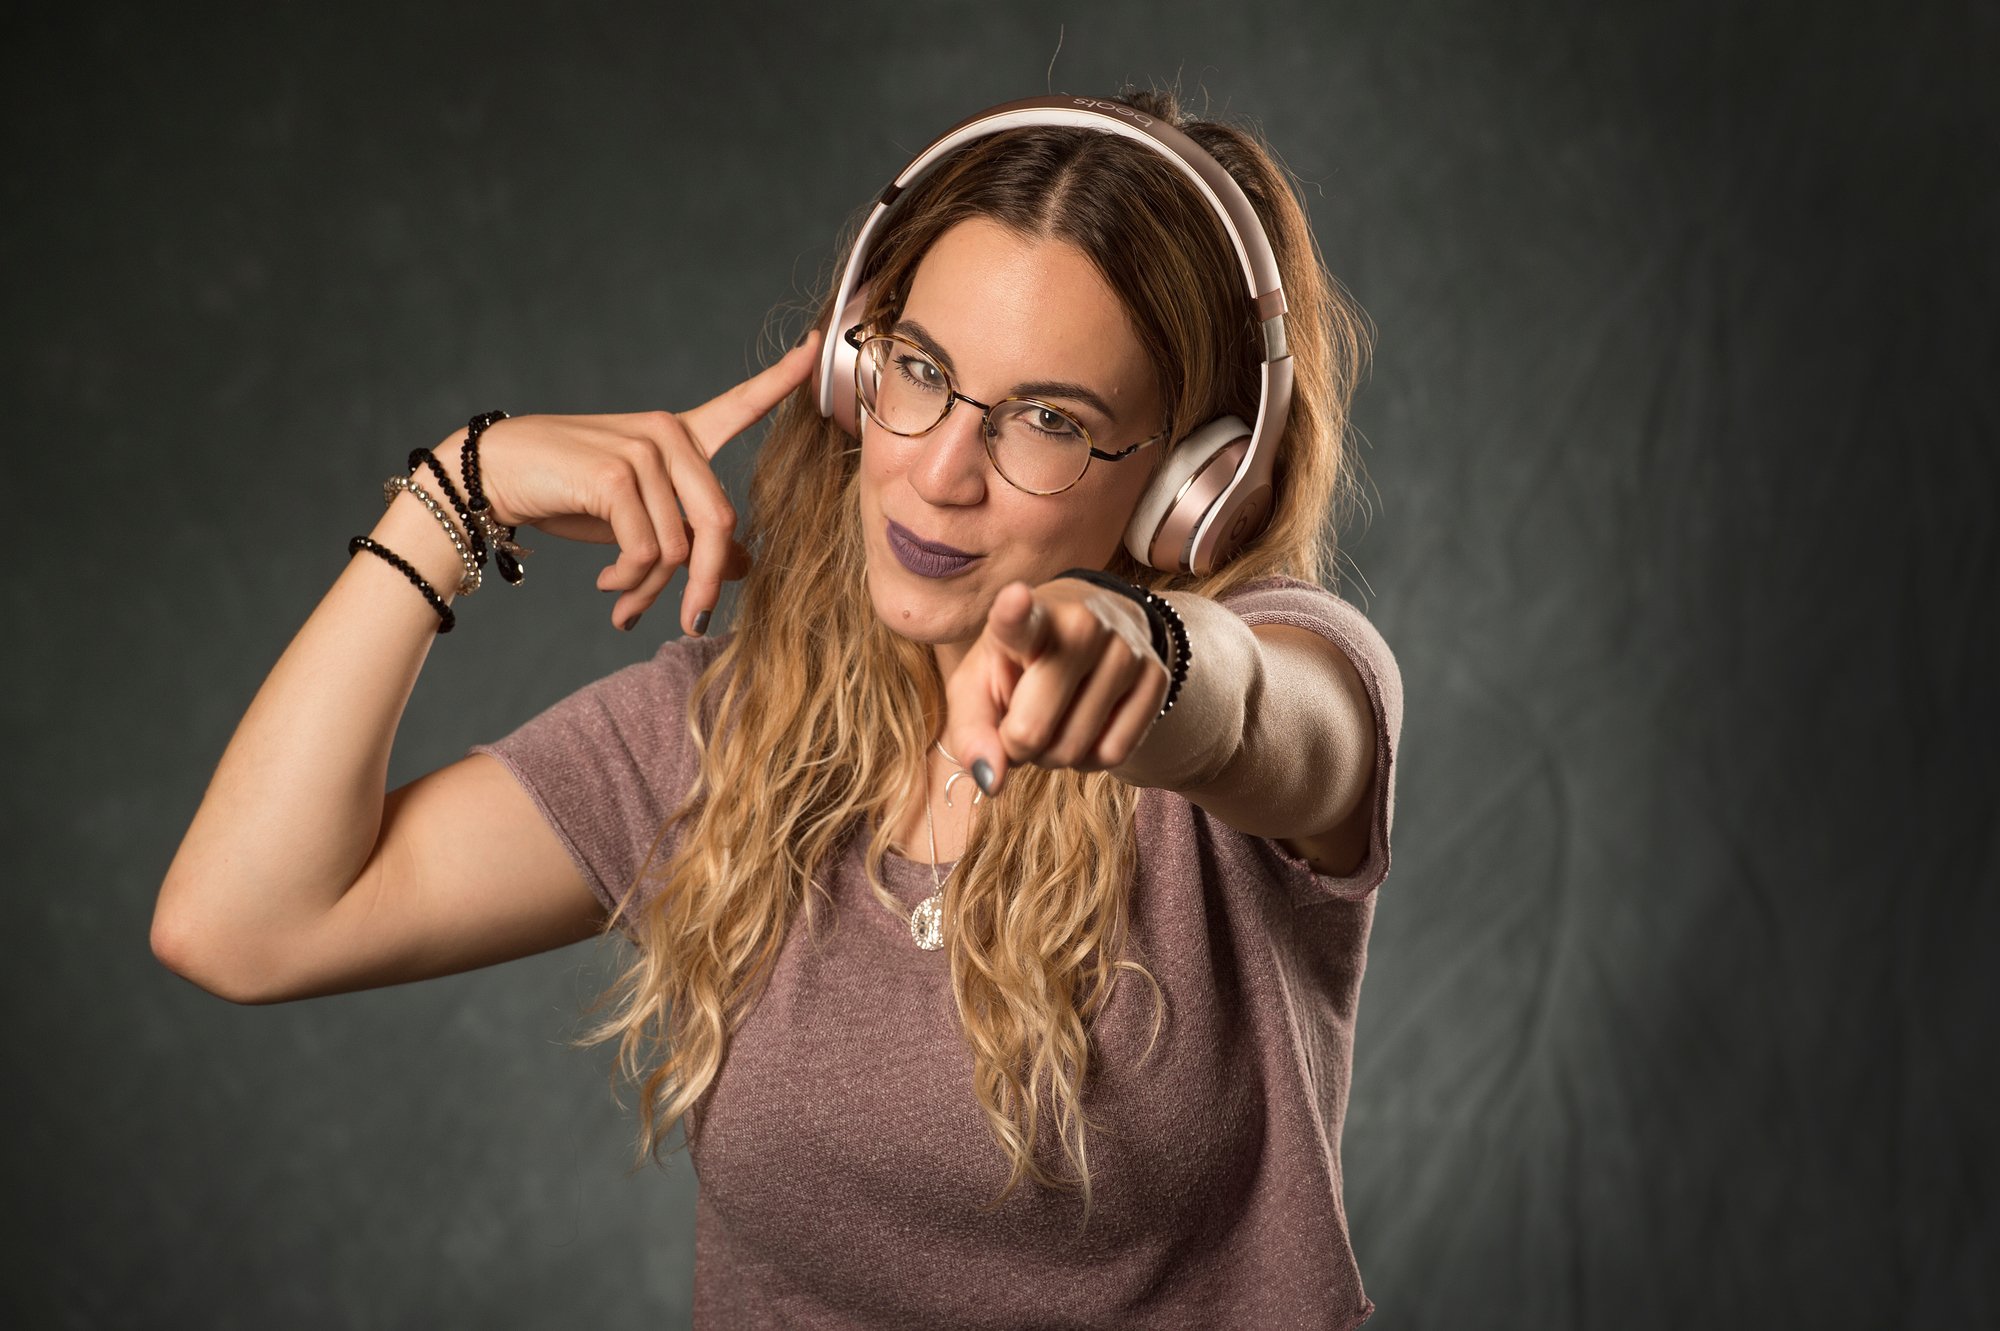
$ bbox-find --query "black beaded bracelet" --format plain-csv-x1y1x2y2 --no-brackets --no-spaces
406,447,487,567
1052,567,1193,717
349,535,455,633
1153,595,1192,716
460,410,524,585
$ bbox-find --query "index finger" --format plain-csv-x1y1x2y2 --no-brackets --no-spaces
678,327,821,459
986,582,1051,666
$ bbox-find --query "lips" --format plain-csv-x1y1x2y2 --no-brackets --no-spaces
886,518,977,558
885,518,982,579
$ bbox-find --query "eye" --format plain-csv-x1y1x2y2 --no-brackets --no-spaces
1026,407,1084,440
892,354,946,393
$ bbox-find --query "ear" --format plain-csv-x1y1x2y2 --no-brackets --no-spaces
1123,415,1253,570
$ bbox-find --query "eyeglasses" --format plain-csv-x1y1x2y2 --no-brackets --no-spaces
845,323,1171,496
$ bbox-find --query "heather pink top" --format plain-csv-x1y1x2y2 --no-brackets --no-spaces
469,574,1403,1329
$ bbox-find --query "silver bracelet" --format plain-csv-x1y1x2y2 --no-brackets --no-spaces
381,474,482,596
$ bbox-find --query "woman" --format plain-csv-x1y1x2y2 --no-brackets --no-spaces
154,86,1404,1328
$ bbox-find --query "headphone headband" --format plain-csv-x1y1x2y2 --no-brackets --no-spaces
875,97,1288,336
814,94,1295,575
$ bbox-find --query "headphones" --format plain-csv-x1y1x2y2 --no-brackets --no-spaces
809,94,1295,577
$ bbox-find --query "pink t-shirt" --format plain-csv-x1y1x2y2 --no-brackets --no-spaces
469,574,1403,1329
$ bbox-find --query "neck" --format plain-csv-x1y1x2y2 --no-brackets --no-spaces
926,635,979,755
931,636,975,686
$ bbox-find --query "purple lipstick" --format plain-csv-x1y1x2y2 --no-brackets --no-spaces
886,518,982,579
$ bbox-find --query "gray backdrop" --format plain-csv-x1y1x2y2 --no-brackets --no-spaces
7,1,1992,1327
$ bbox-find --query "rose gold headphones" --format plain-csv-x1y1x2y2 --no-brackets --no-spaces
809,93,1294,577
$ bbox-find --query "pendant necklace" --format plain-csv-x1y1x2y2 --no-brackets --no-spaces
911,738,982,951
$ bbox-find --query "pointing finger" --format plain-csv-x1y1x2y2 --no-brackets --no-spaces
945,641,1011,798
986,582,1051,667
678,328,821,458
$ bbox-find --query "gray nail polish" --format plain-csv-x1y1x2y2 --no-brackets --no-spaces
972,758,995,797
793,329,812,350
692,609,711,636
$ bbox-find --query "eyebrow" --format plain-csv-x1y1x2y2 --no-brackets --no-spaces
893,319,1121,426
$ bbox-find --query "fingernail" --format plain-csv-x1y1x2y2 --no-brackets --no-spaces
793,328,813,350
971,758,995,797
620,613,641,632
692,609,711,636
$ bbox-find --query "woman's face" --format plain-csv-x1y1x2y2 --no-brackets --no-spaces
857,216,1169,657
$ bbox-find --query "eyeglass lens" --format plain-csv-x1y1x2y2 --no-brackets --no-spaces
857,335,1093,493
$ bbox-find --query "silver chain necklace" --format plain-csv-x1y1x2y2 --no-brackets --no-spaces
910,739,982,950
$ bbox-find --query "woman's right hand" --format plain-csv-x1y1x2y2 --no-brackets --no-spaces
436,328,821,635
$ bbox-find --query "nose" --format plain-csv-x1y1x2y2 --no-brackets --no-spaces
909,398,991,504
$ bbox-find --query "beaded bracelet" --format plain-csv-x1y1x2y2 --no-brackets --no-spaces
381,474,482,596
458,410,531,585
406,447,487,568
345,415,537,633
1051,567,1193,717
349,535,455,633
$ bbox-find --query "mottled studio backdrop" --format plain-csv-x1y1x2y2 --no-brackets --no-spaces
6,1,1992,1327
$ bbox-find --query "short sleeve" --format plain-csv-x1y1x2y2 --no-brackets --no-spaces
1216,575,1405,905
466,632,727,940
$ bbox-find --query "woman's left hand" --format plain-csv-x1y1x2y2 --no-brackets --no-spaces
944,578,1170,797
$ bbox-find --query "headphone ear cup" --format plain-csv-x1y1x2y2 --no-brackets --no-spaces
1123,415,1251,571
815,280,875,437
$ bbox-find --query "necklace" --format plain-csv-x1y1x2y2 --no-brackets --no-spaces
935,739,985,811
910,740,981,950
911,781,948,950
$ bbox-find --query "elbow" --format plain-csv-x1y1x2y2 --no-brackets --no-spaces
149,905,275,1006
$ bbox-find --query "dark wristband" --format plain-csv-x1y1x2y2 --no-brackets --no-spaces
459,410,523,585
349,535,455,633
1051,568,1192,717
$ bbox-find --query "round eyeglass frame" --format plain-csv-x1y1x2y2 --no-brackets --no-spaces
845,323,1171,496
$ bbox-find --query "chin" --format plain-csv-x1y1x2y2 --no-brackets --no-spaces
863,557,986,645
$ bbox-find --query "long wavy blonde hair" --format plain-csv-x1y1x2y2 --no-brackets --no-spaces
572,83,1374,1226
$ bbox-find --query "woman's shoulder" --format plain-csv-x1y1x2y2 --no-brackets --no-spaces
566,626,733,713
644,626,735,684
470,629,733,776
464,629,734,924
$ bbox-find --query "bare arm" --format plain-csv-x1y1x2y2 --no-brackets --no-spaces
150,432,604,1003
1110,593,1378,875
153,343,820,1002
